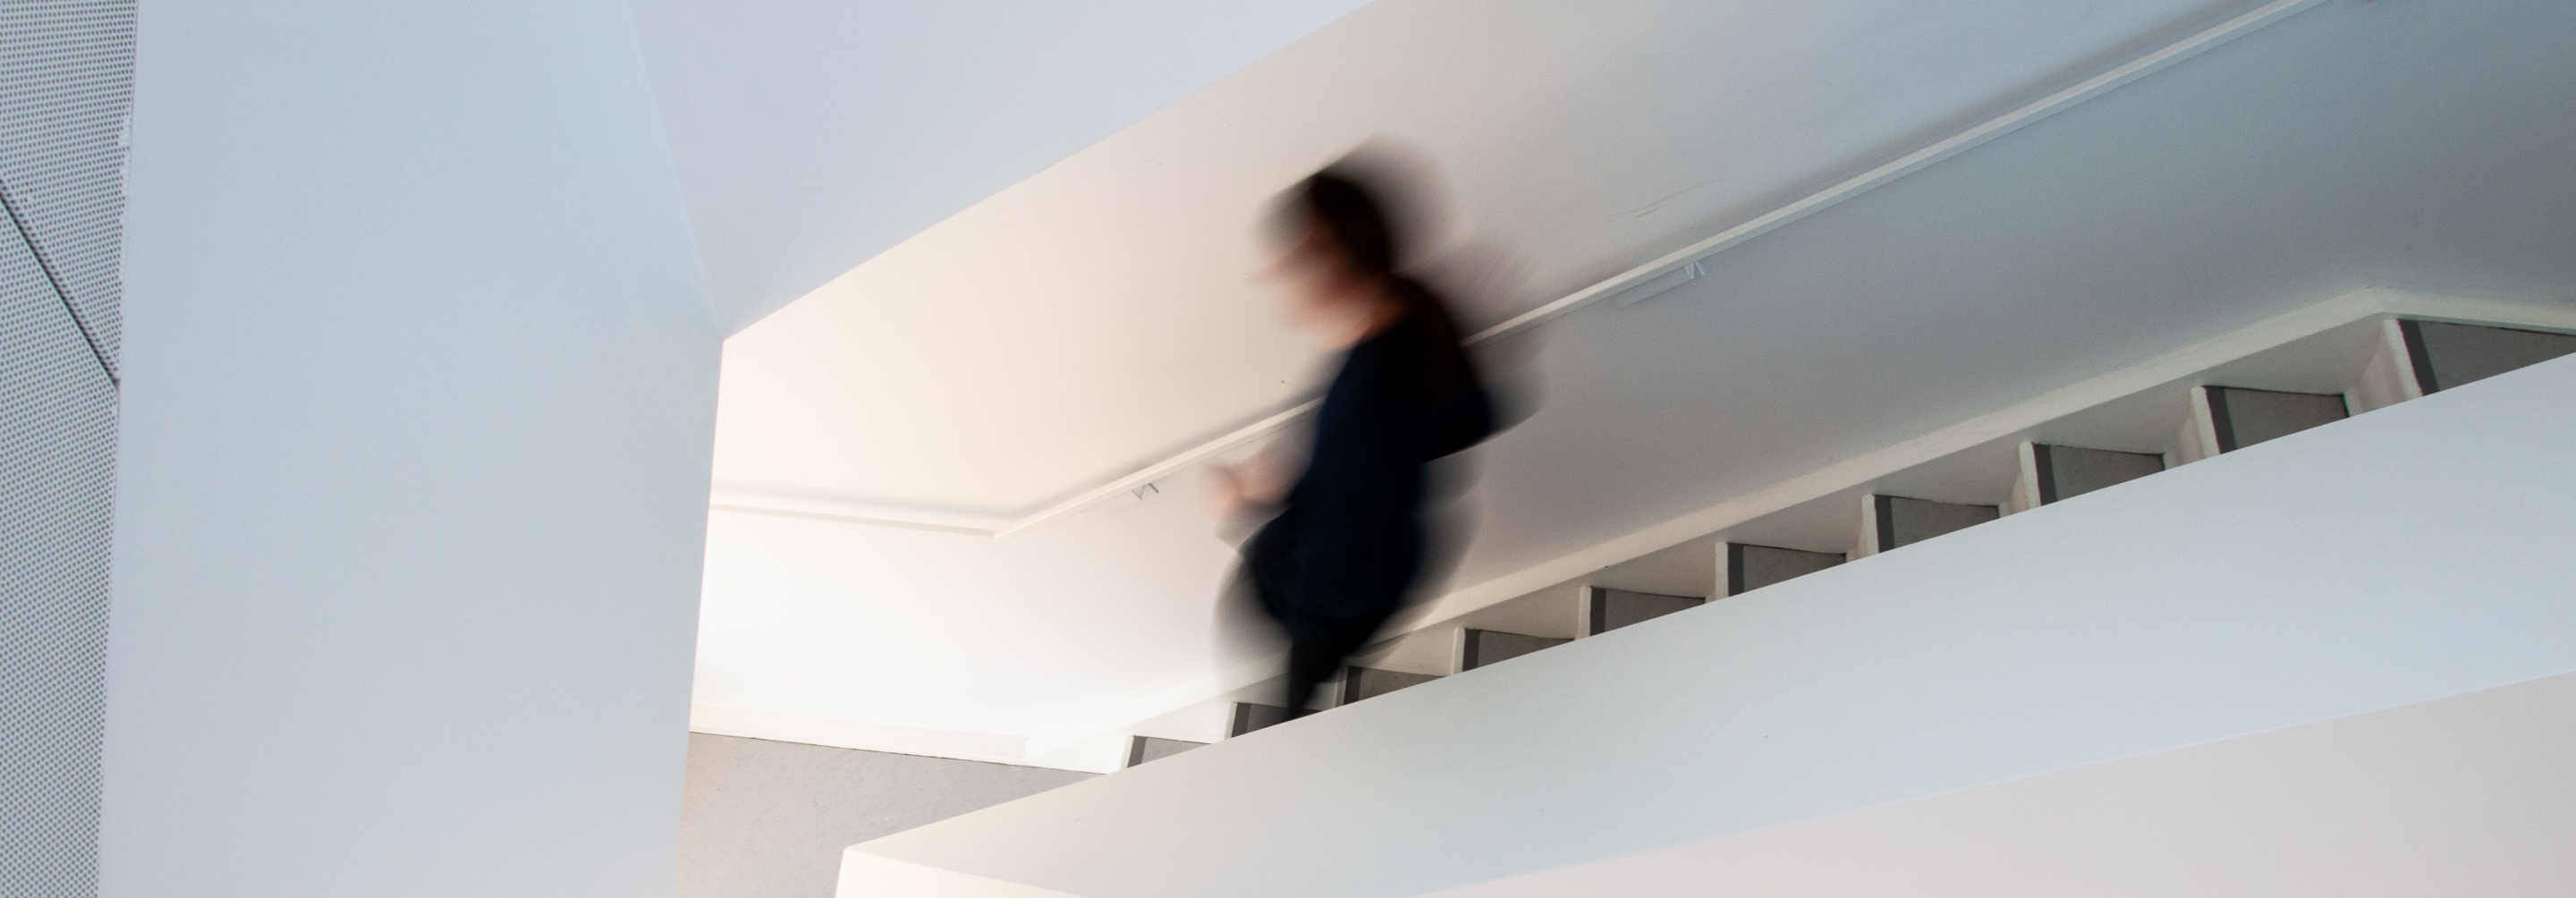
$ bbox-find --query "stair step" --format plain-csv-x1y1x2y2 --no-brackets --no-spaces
1341,667,1440,705
1228,701,1296,737
2199,385,2346,453
1723,543,1846,597
1459,629,1570,671
1583,587,1706,637
844,349,2576,895
1865,495,1999,554
2029,443,2165,504
2399,319,2576,394
1123,735,1206,767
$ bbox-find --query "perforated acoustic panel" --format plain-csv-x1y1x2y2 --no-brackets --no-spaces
0,3,131,897
0,0,135,377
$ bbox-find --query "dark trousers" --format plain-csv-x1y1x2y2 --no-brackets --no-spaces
1243,510,1414,715
1261,593,1397,714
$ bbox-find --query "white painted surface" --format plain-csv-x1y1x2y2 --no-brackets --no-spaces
842,351,2576,897
691,705,1032,768
697,0,2576,768
624,0,1371,333
1414,288,2576,639
693,468,1243,762
715,0,2327,538
102,3,717,895
2007,442,2042,513
711,0,2261,520
1429,669,2576,897
838,852,1081,898
2354,318,2427,412
680,734,1089,898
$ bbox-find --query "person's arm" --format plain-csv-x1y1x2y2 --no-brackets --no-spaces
1424,380,1495,460
1206,442,1296,518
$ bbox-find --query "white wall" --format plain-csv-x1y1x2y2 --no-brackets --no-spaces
692,0,2576,768
100,3,717,896
679,734,1091,898
841,352,2576,897
1432,667,2576,897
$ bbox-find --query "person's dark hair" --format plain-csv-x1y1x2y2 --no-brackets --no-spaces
1282,161,1481,406
1296,170,1399,276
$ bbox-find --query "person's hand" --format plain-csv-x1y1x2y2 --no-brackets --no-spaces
1206,463,1250,518
1206,455,1285,518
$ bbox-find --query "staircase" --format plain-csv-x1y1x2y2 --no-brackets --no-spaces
890,296,2576,898
1129,305,2576,757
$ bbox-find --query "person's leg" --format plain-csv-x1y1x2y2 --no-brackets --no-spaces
1252,559,1331,714
1281,623,1343,716
1280,603,1400,715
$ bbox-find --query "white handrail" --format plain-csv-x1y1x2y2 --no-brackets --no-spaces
713,0,2330,538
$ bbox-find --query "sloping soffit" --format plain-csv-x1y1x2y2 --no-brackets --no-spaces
712,0,2333,538
624,0,1377,334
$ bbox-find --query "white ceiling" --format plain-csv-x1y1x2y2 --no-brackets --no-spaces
682,0,2576,758
625,0,1373,333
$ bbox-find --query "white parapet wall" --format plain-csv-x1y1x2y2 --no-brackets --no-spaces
841,352,2576,897
1430,666,2576,897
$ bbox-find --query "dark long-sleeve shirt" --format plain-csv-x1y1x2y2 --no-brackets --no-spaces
1249,306,1493,618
